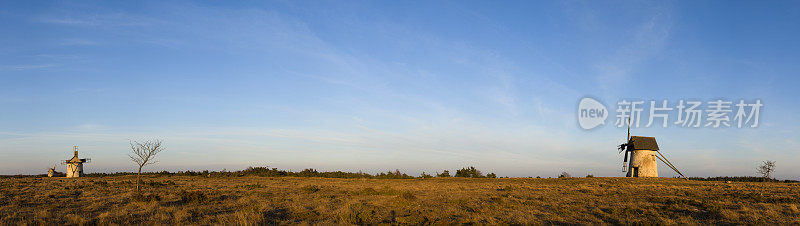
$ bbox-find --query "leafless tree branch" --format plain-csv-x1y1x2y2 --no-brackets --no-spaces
757,160,776,179
129,139,165,192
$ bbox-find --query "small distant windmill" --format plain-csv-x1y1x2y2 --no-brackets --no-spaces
617,117,687,179
47,165,64,177
62,146,91,178
47,166,56,177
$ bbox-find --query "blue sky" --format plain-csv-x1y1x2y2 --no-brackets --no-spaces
1,1,799,179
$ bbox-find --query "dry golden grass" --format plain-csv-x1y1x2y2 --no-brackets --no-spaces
1,175,799,225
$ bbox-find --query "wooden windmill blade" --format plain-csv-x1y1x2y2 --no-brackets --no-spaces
618,117,632,153
627,117,630,143
618,117,631,172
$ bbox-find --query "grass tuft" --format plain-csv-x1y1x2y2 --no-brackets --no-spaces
178,190,206,203
301,185,320,193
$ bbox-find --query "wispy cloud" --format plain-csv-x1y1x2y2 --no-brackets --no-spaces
59,38,100,46
0,64,57,71
594,9,673,93
37,17,97,26
36,12,161,27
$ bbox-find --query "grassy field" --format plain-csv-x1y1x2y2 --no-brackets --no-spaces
1,176,799,225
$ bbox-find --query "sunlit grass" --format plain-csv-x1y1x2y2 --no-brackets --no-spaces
1,176,798,224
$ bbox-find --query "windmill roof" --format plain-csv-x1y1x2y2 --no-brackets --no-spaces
629,136,659,151
66,156,86,163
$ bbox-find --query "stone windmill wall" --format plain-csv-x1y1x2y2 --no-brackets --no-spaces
65,150,87,178
625,136,659,178
627,150,658,177
66,161,84,177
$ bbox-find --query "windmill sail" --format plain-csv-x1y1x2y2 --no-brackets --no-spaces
620,117,631,172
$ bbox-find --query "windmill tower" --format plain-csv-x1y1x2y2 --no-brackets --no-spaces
47,166,56,177
63,146,91,178
47,165,64,177
622,136,659,177
617,118,687,179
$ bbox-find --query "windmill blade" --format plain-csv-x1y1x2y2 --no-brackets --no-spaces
617,116,631,154
626,117,631,142
618,117,631,154
615,116,633,172
621,148,629,172
623,149,629,161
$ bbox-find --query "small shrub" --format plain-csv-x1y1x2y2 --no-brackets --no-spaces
586,174,594,178
559,172,571,178
178,190,206,203
360,188,380,195
301,185,320,193
400,191,416,200
143,180,174,187
342,203,380,225
455,166,484,178
132,193,161,202
420,172,433,179
437,170,451,177
241,184,263,189
497,185,513,191
688,176,782,182
375,170,414,179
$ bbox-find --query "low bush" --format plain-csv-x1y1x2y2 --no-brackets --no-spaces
455,167,483,178
301,185,320,193
178,190,206,203
688,176,791,182
419,172,433,179
400,191,416,200
131,193,161,202
84,166,511,180
359,188,380,195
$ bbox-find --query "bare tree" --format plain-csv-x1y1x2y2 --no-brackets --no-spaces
757,160,776,179
129,139,165,192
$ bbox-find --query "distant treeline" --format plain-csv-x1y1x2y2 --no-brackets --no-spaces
77,166,499,179
8,169,793,182
688,176,797,183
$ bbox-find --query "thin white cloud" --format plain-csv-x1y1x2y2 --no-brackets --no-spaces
59,38,100,46
37,17,97,26
594,10,673,93
36,12,161,27
0,64,57,71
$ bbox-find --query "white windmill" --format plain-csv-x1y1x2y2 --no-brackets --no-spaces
617,117,687,179
62,146,91,178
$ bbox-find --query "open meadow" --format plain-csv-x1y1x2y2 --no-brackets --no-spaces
1,176,799,225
